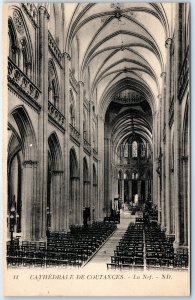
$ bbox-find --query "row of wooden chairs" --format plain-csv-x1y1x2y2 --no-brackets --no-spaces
145,222,188,269
107,221,144,269
7,222,117,268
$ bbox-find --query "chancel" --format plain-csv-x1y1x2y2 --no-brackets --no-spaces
6,3,189,270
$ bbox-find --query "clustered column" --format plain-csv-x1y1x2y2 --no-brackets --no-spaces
22,161,38,240
78,81,84,225
37,6,49,239
160,72,166,229
165,37,172,235
63,52,71,231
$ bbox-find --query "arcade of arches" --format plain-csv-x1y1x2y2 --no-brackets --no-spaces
7,3,190,254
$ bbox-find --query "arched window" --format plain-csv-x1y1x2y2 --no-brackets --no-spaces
20,37,31,76
48,60,59,108
70,91,76,127
124,142,128,157
141,143,145,157
132,141,138,157
132,171,138,180
70,104,75,126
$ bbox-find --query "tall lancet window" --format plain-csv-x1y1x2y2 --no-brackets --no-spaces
141,143,145,157
132,141,138,158
124,142,128,157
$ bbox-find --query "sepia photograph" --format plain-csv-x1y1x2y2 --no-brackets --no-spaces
3,1,190,296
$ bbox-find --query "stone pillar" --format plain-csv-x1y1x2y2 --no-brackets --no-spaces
22,161,38,240
93,183,98,220
173,3,182,250
145,179,148,201
79,81,84,225
75,178,80,225
128,180,132,202
37,6,49,239
152,111,158,205
70,177,80,225
104,134,111,215
63,52,71,231
160,72,166,229
138,180,141,204
165,37,172,235
50,171,63,231
89,101,94,223
98,116,104,220
121,179,124,205
157,96,162,223
182,157,188,246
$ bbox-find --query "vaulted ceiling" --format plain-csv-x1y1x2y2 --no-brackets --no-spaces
63,3,175,155
64,3,175,117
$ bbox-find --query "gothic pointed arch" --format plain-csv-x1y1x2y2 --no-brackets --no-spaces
93,163,98,186
8,17,19,64
8,105,38,239
69,89,75,121
47,132,63,231
10,105,37,161
8,7,33,77
48,131,63,170
83,157,89,183
69,147,79,178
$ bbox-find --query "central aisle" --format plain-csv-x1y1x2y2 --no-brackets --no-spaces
83,211,133,271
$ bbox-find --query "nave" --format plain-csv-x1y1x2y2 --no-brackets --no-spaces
6,3,190,270
7,206,188,271
85,210,188,271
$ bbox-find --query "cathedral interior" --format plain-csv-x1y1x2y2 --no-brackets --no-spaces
6,3,190,270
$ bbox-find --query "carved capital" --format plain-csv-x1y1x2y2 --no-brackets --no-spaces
63,52,71,61
51,170,64,175
23,160,38,167
78,81,84,86
161,72,166,79
38,6,50,19
165,37,172,48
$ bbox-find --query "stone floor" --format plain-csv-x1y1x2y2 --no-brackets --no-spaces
84,211,134,271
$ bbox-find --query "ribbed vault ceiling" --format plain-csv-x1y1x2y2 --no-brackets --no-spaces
64,3,175,155
65,3,175,116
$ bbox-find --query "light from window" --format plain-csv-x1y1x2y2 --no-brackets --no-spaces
124,142,128,157
132,141,138,157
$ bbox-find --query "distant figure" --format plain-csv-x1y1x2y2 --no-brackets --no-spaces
134,194,138,206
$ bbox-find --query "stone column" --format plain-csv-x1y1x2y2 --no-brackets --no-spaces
22,161,38,240
104,134,111,215
160,72,166,229
157,96,162,222
37,6,49,239
173,3,182,250
121,179,124,205
75,178,80,225
128,180,132,202
50,170,63,231
145,179,148,201
138,180,141,204
182,157,188,246
63,52,71,231
89,101,94,223
165,37,172,235
79,81,84,225
98,116,104,220
152,111,158,205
